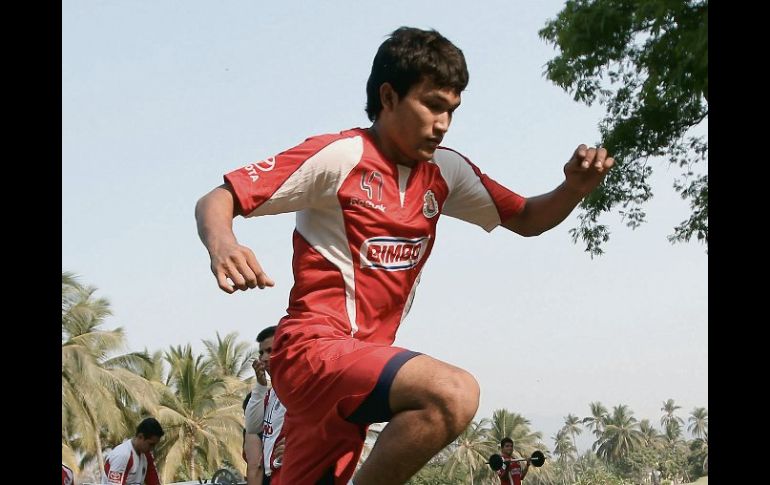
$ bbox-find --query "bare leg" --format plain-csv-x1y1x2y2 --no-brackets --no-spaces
244,433,264,485
353,354,479,484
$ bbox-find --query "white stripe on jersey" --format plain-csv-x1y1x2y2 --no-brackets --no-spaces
433,149,503,232
400,268,423,324
289,137,363,335
397,165,411,207
247,136,364,335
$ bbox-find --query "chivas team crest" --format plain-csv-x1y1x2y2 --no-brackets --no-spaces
423,190,438,218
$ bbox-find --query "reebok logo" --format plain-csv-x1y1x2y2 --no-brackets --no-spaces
350,196,386,212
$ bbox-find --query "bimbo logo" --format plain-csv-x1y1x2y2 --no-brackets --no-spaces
360,236,430,271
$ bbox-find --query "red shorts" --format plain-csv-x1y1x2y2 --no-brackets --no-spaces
270,322,419,484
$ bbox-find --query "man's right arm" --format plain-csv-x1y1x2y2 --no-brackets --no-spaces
245,382,269,434
103,451,130,485
502,145,614,237
195,185,274,293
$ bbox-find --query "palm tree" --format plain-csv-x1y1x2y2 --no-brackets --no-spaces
522,462,559,485
660,420,690,483
662,420,685,448
687,407,708,473
552,428,575,462
202,330,257,431
443,419,495,484
687,407,708,441
582,401,609,451
561,414,582,484
594,404,644,464
62,272,158,478
137,349,166,382
202,331,257,387
153,345,245,483
660,399,684,429
487,409,549,485
638,419,662,449
488,409,545,457
562,414,582,456
551,428,575,485
573,451,605,478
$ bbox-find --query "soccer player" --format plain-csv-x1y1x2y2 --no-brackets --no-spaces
196,26,614,484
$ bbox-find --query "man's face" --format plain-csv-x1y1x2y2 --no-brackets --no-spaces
258,336,274,374
502,442,514,456
384,77,461,163
136,434,160,454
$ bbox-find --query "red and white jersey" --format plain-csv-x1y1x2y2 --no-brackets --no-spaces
102,439,160,485
262,388,287,476
62,464,74,485
225,127,525,343
244,382,269,435
498,458,523,485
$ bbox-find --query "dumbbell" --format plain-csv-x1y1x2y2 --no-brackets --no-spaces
487,450,546,471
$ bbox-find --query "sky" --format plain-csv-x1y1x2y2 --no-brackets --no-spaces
62,0,707,452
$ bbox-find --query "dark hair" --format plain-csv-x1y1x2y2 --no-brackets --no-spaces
365,26,469,121
257,325,277,343
136,417,164,438
242,391,252,411
501,437,513,447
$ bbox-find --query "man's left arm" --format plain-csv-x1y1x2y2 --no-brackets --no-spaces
145,452,161,485
520,458,531,480
502,145,614,237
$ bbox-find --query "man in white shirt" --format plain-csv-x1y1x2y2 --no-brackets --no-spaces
102,417,164,485
244,326,286,484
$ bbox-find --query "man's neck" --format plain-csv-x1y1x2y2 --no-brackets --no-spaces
131,437,141,454
367,124,417,168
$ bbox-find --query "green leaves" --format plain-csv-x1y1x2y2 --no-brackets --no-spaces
540,0,708,254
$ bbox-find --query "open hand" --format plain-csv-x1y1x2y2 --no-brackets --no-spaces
209,241,275,293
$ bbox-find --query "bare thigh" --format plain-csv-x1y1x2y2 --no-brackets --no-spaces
388,354,479,419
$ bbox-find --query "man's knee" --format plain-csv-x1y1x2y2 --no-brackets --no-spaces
391,356,480,435
435,367,480,433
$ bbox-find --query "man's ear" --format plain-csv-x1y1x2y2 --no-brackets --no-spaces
379,82,398,111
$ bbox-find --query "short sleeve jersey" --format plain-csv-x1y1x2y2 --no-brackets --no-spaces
102,439,160,485
261,388,287,476
498,458,523,485
225,128,525,343
244,384,268,435
62,464,74,485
